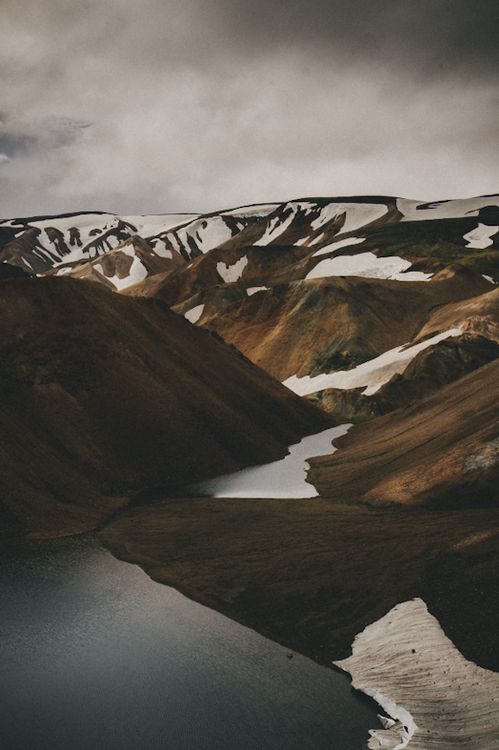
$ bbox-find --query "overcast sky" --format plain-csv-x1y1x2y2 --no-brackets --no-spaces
1,0,498,216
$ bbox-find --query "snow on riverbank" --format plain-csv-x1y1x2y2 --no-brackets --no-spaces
183,424,351,498
283,328,462,397
334,598,499,749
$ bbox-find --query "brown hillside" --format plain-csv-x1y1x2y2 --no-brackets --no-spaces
191,271,491,381
308,359,499,506
0,277,329,537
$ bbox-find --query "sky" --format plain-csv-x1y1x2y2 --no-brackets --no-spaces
1,0,498,216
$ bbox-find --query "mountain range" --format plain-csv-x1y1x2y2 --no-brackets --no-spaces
1,194,498,747
1,193,497,516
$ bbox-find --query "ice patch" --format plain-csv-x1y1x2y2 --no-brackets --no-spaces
217,256,248,282
305,252,432,281
283,328,462,397
184,424,351,498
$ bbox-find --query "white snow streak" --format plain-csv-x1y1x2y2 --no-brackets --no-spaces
246,286,269,296
283,328,462,397
312,236,366,258
222,204,279,218
305,252,432,281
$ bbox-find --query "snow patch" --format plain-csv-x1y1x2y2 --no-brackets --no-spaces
283,328,462,397
98,246,148,291
258,204,300,245
183,424,351,498
123,214,197,236
150,239,173,258
398,195,499,221
309,202,388,234
463,223,498,249
246,286,269,296
222,204,280,218
312,236,366,258
305,252,432,281
334,598,499,749
216,256,248,283
167,216,234,256
184,304,205,324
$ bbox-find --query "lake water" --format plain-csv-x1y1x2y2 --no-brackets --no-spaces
0,536,379,749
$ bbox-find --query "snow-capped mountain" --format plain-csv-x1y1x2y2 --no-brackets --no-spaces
2,194,497,291
1,193,498,427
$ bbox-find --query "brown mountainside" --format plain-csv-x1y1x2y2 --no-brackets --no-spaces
0,277,329,537
308,358,499,506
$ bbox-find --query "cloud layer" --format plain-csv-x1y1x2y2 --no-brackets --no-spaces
1,0,498,216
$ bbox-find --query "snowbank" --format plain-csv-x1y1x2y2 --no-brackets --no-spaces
334,598,499,749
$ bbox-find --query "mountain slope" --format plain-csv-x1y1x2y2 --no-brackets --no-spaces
0,276,329,537
307,358,499,506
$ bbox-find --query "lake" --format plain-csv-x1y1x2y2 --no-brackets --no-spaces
0,535,379,749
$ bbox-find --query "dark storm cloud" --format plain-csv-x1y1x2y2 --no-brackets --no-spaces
216,0,499,79
1,0,498,215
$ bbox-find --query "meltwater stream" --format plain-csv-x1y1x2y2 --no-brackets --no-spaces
0,536,379,750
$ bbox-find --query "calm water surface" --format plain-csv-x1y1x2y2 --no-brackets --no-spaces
0,536,378,749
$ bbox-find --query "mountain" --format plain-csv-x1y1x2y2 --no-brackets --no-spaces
2,197,497,395
308,358,499,506
1,194,497,513
2,194,498,745
0,276,329,538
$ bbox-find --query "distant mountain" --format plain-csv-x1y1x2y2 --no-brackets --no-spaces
2,195,497,290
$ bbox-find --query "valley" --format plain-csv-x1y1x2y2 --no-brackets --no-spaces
1,193,498,748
